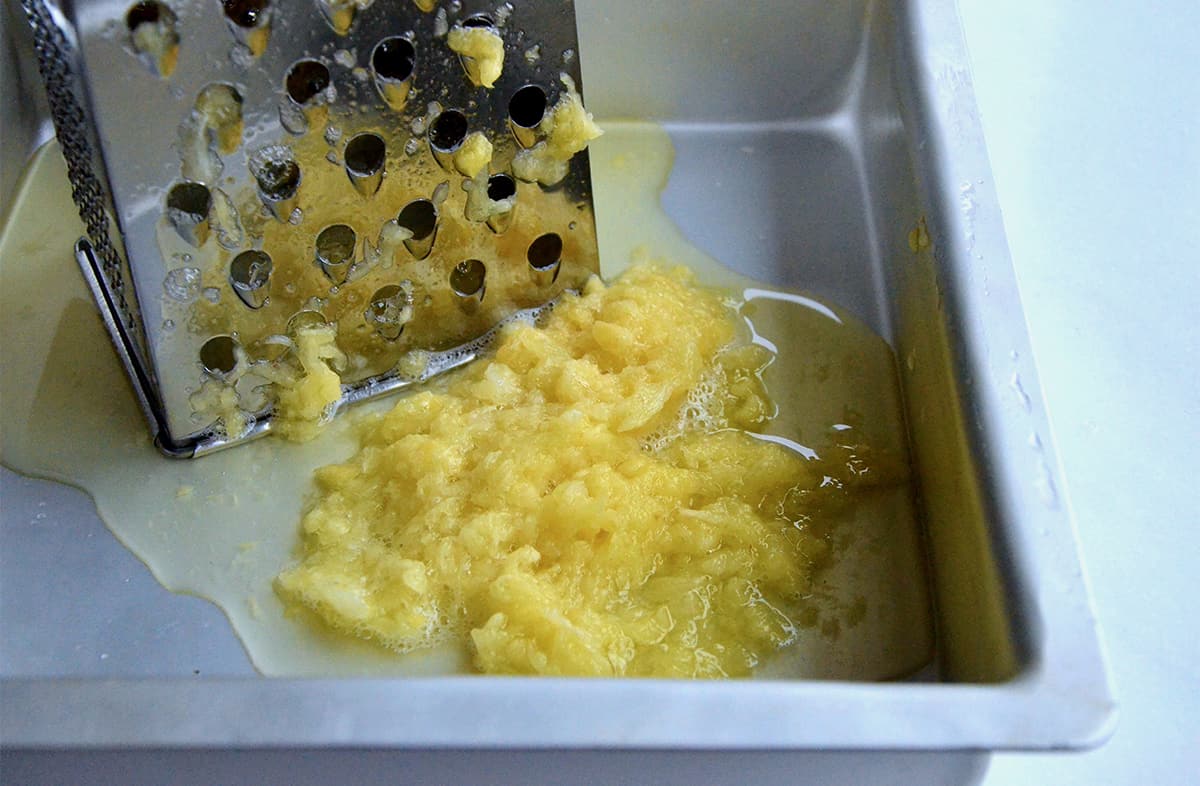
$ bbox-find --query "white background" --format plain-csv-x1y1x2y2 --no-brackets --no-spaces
957,0,1200,783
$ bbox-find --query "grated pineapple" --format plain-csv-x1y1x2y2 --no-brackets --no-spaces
276,264,876,676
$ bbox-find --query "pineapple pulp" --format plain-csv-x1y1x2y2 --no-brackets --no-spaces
276,265,899,677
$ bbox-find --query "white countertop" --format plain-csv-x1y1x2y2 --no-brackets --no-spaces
958,0,1200,783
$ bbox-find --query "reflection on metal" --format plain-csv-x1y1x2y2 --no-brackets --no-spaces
199,335,240,378
508,84,546,149
372,36,415,111
194,83,244,154
428,109,468,173
527,232,562,286
364,284,410,340
248,146,301,222
229,250,272,309
165,182,211,247
30,0,599,456
344,132,386,196
281,59,331,134
221,0,271,56
287,309,328,338
317,0,359,35
450,258,486,313
454,15,498,87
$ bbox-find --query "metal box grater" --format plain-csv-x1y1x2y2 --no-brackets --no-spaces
21,0,600,456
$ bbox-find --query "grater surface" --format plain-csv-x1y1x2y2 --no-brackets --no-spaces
23,0,600,456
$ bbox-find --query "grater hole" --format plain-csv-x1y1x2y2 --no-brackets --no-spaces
316,224,357,283
125,1,166,30
167,182,212,217
223,0,269,28
372,37,415,82
429,110,468,153
229,250,272,309
200,335,239,377
365,284,410,340
125,1,179,76
253,158,300,201
527,232,563,271
450,259,487,300
195,83,244,151
344,133,386,195
196,83,244,113
288,310,328,337
462,14,496,29
286,60,331,105
487,174,516,201
397,199,437,241
166,182,212,246
509,85,547,130
345,133,386,176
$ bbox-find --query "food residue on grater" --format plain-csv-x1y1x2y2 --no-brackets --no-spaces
447,20,506,89
126,0,180,78
161,75,606,443
512,76,603,187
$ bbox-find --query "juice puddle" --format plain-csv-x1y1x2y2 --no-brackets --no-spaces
0,123,932,679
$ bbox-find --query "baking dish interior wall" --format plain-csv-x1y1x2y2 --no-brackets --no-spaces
579,0,1025,683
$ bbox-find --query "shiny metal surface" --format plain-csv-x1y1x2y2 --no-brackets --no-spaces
24,0,599,456
0,0,1113,754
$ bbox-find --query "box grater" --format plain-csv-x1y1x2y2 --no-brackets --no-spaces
20,0,600,457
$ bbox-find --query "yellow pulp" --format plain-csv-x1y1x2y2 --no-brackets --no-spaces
276,265,894,677
453,132,494,178
272,325,347,441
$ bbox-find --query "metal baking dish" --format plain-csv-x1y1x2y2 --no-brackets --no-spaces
0,0,1114,774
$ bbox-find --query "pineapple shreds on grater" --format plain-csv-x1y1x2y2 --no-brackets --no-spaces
22,0,601,457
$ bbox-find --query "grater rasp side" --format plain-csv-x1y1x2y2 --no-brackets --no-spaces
24,0,602,457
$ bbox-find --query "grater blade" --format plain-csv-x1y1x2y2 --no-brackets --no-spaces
22,0,601,457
